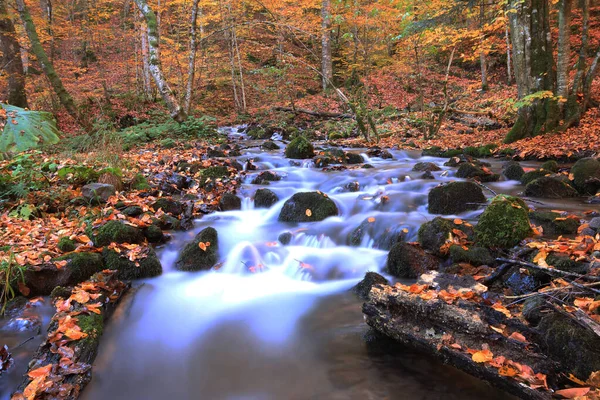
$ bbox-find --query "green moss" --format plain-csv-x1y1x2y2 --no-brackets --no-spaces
520,169,549,185
278,192,338,222
529,211,579,234
160,138,176,148
329,132,344,140
200,166,229,186
285,136,315,159
77,313,104,347
94,220,144,247
418,217,454,255
144,224,164,243
475,195,532,248
57,237,76,253
175,227,219,271
50,286,72,299
449,245,494,266
54,252,104,283
428,181,486,215
546,253,588,274
571,157,600,194
503,163,525,180
102,248,162,280
541,160,559,172
131,173,150,191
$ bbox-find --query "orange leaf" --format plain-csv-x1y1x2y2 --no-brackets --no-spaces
554,387,590,399
305,209,312,217
367,217,375,223
508,332,528,344
472,349,493,363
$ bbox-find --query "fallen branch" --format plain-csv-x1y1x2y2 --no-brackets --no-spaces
272,106,353,119
497,257,600,282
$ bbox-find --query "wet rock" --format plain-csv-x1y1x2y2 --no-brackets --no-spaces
412,162,440,172
57,237,76,253
200,166,230,187
175,227,219,271
122,205,143,217
420,171,435,180
589,217,600,231
520,169,550,185
503,266,545,295
345,153,364,164
207,148,227,158
546,253,589,275
428,181,486,215
352,272,389,300
418,217,454,255
254,188,279,208
342,182,360,192
251,171,282,184
159,173,193,193
571,157,600,194
131,174,150,191
278,192,338,222
475,195,531,248
143,224,165,243
540,160,559,172
380,150,393,159
386,242,439,278
456,163,500,182
229,159,244,171
152,198,183,215
82,183,115,204
219,193,242,211
521,296,547,325
261,140,280,150
502,162,524,181
278,232,292,245
313,155,331,168
94,220,144,247
102,247,163,280
524,176,578,198
285,136,315,159
538,312,600,380
155,214,182,230
25,252,104,295
529,211,580,235
449,245,493,266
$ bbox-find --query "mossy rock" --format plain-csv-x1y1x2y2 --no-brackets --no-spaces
345,153,364,164
152,198,183,215
200,166,230,187
219,193,241,211
503,162,525,181
254,188,279,208
428,181,486,215
386,242,439,278
57,237,76,253
175,227,219,271
329,132,344,140
102,248,163,280
261,140,280,150
352,272,389,300
524,176,578,198
520,169,549,185
456,163,499,182
122,206,143,217
529,211,580,235
413,162,441,172
571,157,600,194
54,252,104,283
154,214,181,231
278,192,338,222
77,312,104,349
251,171,281,184
538,312,600,380
94,220,144,247
546,253,589,275
475,195,531,248
418,217,455,255
540,160,559,172
131,173,151,191
285,136,315,159
449,245,493,266
50,286,72,300
143,224,165,243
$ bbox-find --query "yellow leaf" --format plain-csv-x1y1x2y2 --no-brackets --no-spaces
472,349,493,363
306,209,312,217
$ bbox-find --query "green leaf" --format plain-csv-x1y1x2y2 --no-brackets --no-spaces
0,104,60,153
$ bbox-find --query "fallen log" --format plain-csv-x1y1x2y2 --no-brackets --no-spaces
272,106,353,119
363,282,556,400
11,270,129,400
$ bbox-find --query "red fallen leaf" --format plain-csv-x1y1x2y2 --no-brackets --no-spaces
508,332,528,344
554,387,590,398
85,302,102,315
27,364,52,379
18,282,30,296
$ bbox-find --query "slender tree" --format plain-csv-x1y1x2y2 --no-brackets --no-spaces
0,0,27,107
321,0,333,90
134,0,186,122
184,0,201,114
556,0,572,100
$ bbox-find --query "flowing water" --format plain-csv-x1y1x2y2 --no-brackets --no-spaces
6,128,586,399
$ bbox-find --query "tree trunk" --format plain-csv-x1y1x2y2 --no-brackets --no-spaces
321,0,333,90
0,0,28,107
139,19,153,99
479,0,488,91
556,0,571,100
134,0,186,122
15,0,83,125
505,21,512,84
504,0,557,144
184,0,200,115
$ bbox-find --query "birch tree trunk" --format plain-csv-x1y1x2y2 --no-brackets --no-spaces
556,0,571,100
504,0,558,143
184,0,200,114
140,20,153,99
505,22,512,84
134,0,186,123
0,0,28,107
15,0,83,125
479,0,488,91
321,0,333,90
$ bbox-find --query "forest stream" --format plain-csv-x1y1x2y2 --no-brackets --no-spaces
1,128,592,400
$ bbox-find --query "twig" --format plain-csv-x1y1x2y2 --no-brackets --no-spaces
504,281,600,299
475,181,497,196
482,263,511,286
497,257,600,282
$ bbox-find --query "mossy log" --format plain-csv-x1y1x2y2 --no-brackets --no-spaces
363,283,555,400
13,271,129,400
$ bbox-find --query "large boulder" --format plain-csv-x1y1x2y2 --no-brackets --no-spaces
102,247,163,280
278,192,338,222
352,272,389,300
285,136,315,159
82,183,115,204
428,181,486,215
475,195,531,248
94,220,144,247
524,176,578,198
254,188,279,208
571,157,600,194
175,227,219,271
25,252,104,295
219,193,242,211
386,242,439,278
529,211,580,235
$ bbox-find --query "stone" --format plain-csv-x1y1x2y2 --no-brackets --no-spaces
352,272,389,300
175,227,219,271
386,242,439,278
285,136,315,159
475,195,531,248
278,192,338,222
524,176,578,198
82,183,115,204
428,181,486,215
219,193,242,211
254,188,279,208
